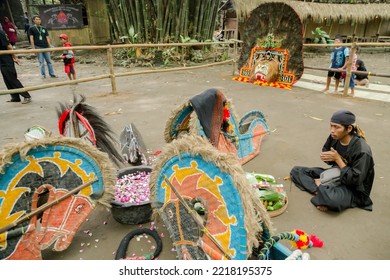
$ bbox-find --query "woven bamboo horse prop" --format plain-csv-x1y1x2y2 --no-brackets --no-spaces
0,137,116,260
164,88,270,164
149,134,274,260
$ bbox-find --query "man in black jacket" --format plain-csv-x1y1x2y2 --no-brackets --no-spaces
0,29,32,104
290,110,374,212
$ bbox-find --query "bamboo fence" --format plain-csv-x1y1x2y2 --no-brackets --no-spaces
0,41,389,97
0,41,235,96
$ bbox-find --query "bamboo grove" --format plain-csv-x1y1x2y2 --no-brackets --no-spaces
105,0,222,43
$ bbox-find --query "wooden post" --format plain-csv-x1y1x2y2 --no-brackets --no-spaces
233,40,238,76
328,21,333,40
107,45,117,94
353,21,358,40
232,18,239,76
342,42,356,97
376,18,383,41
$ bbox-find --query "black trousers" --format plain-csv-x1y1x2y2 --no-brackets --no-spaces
290,166,353,212
1,64,31,101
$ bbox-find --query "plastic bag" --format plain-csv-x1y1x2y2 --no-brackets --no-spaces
320,167,341,187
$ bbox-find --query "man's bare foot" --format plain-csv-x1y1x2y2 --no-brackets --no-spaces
317,205,329,212
321,88,329,93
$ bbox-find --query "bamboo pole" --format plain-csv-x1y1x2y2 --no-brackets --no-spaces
232,39,239,76
114,59,233,78
193,0,201,36
174,0,180,41
128,0,138,34
182,0,189,38
134,0,143,38
304,42,390,48
203,1,211,40
197,0,205,36
211,0,220,39
162,0,171,42
304,66,390,79
342,42,357,97
156,0,162,42
0,177,98,235
376,18,383,41
0,41,234,96
1,40,388,58
0,226,29,243
121,0,132,40
5,40,388,56
107,46,117,94
0,74,109,96
107,0,124,42
353,20,358,40
163,175,232,260
141,0,149,42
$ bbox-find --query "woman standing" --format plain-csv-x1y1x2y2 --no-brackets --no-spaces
1,17,17,48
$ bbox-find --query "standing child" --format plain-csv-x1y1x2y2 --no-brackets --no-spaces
59,34,76,80
321,36,349,94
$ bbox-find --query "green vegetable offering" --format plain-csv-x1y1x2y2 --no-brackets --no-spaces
247,172,287,213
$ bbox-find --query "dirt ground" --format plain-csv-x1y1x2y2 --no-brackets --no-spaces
1,46,389,261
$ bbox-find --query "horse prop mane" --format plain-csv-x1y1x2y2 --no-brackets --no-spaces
57,94,125,167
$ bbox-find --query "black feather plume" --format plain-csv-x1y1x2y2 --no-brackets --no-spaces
57,94,125,168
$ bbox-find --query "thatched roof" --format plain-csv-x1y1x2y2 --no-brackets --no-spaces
232,0,390,23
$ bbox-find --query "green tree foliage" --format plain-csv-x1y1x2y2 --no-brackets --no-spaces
105,0,221,43
311,27,330,44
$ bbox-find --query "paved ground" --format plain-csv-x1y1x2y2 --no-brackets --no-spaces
1,49,389,260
